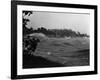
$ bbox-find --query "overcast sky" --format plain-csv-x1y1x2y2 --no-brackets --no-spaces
26,11,90,35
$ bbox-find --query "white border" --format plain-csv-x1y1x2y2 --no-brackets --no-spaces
17,5,95,75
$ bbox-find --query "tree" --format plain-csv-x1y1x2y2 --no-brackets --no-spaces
22,11,33,35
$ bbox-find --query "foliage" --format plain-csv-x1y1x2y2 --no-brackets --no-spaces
32,27,89,38
23,11,33,35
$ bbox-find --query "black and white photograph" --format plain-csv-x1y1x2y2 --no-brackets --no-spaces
11,1,97,79
23,11,90,68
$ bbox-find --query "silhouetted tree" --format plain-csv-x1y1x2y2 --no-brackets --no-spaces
23,11,33,35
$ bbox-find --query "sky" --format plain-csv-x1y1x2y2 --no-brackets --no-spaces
25,11,90,35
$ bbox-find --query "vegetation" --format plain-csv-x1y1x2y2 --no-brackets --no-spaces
32,27,89,37
23,11,33,35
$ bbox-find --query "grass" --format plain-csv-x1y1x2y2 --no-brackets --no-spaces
23,52,64,68
23,37,89,68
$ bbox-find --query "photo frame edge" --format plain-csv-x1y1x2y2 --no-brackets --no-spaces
11,0,98,79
